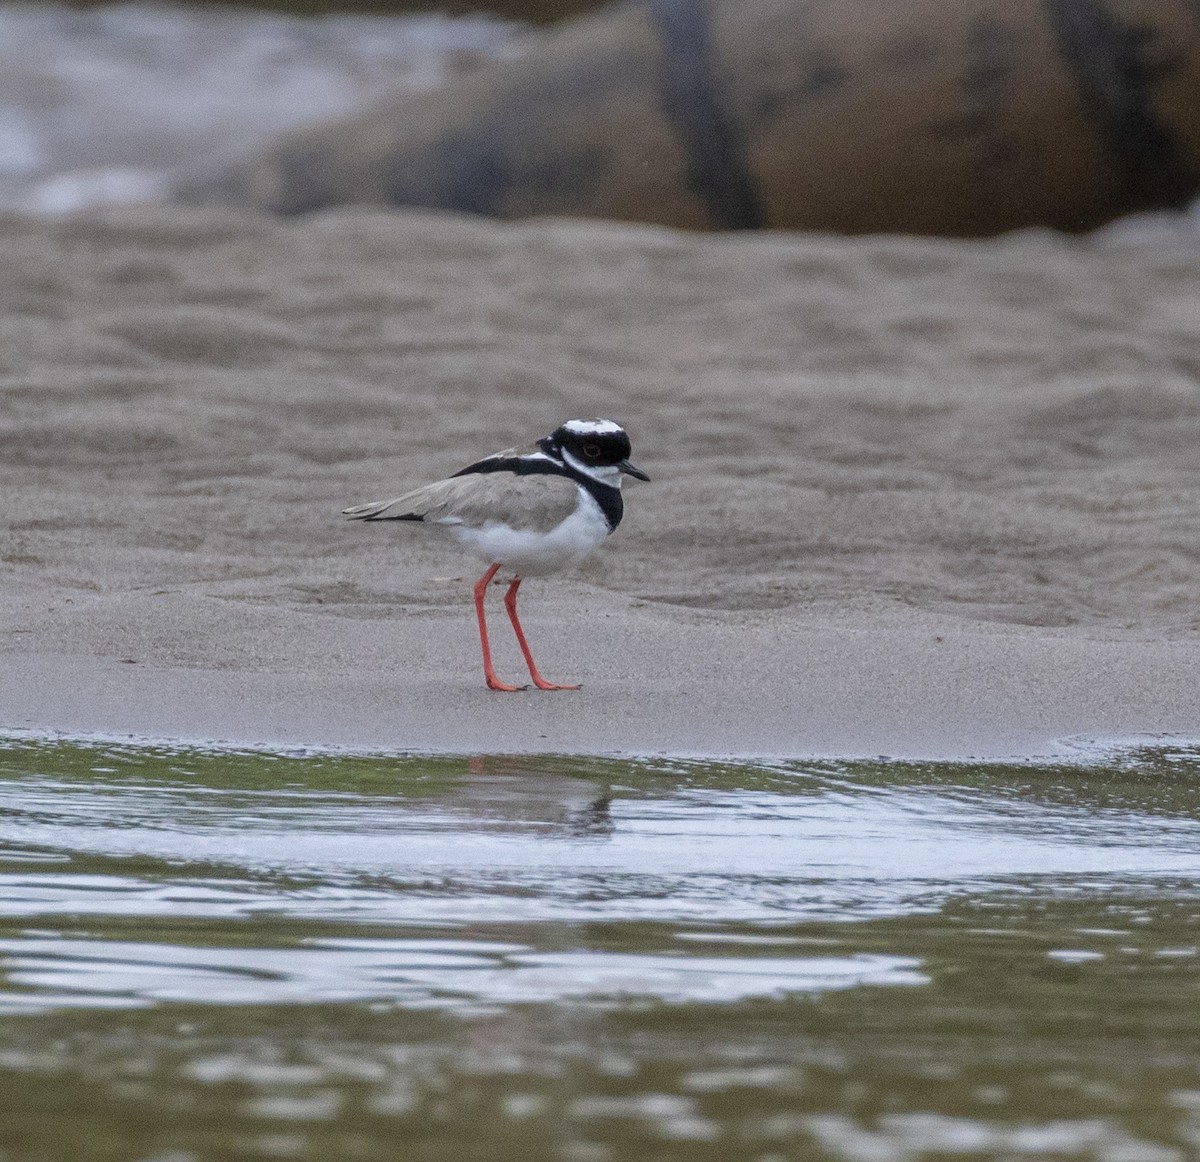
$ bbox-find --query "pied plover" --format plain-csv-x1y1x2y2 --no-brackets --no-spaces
343,419,649,691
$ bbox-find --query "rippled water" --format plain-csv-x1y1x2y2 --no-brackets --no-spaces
2,738,1200,1160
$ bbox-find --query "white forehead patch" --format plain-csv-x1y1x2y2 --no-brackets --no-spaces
563,418,624,436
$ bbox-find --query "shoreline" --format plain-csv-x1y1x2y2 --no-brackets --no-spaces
4,588,1198,762
6,721,1195,766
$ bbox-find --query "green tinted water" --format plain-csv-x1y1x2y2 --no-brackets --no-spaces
1,738,1199,1160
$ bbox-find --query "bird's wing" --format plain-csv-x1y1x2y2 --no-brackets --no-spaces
344,468,580,532
450,445,528,476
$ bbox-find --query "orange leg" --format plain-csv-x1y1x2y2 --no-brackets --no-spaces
504,577,580,691
474,564,525,692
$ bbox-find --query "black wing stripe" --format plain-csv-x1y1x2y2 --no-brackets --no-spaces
451,454,624,531
451,456,564,479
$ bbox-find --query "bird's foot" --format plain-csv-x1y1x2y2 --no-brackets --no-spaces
486,675,528,692
530,677,580,691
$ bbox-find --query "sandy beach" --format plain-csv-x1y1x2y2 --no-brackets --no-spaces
2,205,1199,758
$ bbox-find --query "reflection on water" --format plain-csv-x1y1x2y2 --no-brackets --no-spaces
1,738,1199,1160
0,936,926,1010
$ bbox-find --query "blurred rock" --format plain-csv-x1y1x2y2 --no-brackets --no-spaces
179,0,1200,236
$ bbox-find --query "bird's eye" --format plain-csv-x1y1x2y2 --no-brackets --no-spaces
583,444,601,458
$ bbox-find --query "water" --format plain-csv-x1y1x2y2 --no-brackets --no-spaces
0,2,519,212
2,738,1200,1160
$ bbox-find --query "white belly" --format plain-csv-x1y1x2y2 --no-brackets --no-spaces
442,487,610,576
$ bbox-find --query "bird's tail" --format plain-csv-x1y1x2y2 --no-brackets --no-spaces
342,498,422,521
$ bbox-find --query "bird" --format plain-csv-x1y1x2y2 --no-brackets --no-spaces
343,419,649,691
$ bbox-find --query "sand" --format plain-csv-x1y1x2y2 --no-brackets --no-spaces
1,205,1199,759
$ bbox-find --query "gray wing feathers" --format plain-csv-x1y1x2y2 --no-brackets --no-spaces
344,471,580,531
342,479,458,522
342,496,415,521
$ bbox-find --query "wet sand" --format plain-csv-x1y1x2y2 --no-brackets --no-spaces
1,206,1199,757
